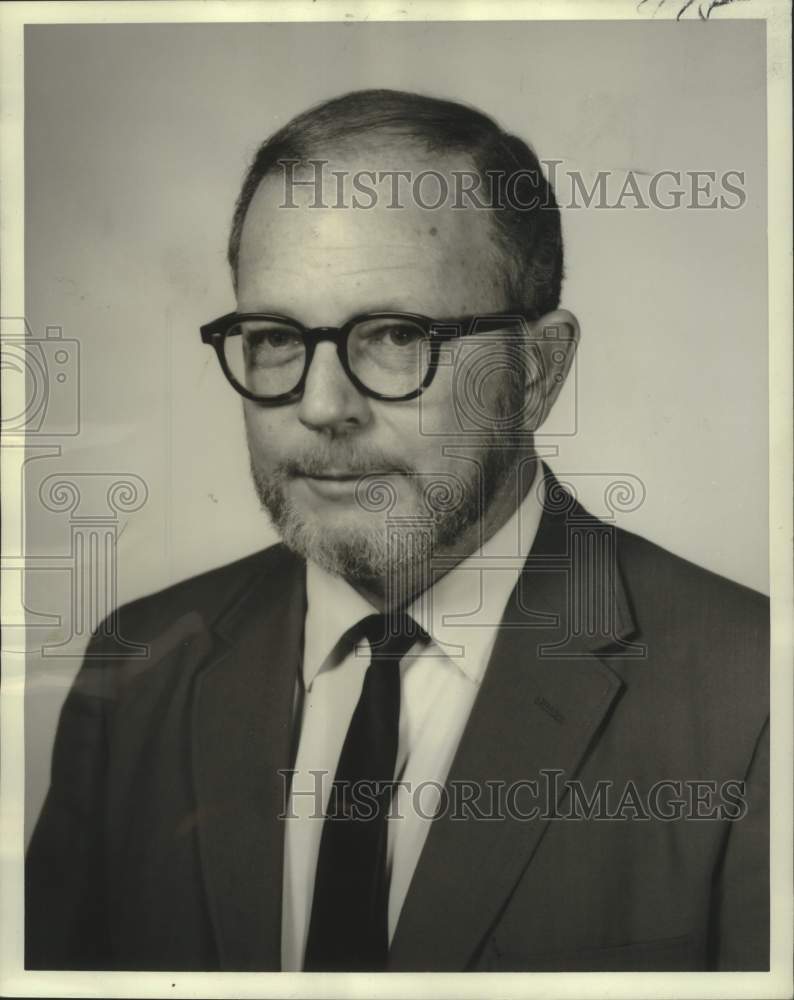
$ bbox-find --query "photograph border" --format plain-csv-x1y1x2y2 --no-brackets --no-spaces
1,2,791,998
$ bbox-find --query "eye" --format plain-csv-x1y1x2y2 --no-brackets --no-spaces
240,323,303,351
263,328,300,349
353,318,428,349
384,325,424,347
234,321,305,371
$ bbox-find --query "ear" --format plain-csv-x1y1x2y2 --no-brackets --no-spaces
523,308,580,429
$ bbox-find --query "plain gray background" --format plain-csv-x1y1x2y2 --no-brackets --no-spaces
24,20,768,834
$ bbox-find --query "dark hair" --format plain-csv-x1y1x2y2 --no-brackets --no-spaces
227,89,563,317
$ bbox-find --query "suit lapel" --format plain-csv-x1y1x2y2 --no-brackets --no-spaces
389,484,638,971
192,547,306,971
187,478,639,971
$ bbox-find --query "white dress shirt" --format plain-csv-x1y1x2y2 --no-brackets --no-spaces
280,471,545,971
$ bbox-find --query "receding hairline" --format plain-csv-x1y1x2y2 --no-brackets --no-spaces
240,138,517,305
236,145,511,310
227,88,564,316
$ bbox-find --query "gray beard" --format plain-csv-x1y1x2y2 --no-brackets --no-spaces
249,444,520,588
249,366,529,588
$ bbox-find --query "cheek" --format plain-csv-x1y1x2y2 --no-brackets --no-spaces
410,371,462,440
242,403,292,465
380,398,458,475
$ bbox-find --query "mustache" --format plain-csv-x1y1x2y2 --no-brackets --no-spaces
277,449,414,479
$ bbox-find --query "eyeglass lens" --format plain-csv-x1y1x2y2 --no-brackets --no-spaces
221,317,431,398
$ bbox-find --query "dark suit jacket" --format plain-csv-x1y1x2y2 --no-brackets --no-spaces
26,477,769,972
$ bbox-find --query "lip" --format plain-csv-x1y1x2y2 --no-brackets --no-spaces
297,473,365,500
307,473,363,480
296,471,396,501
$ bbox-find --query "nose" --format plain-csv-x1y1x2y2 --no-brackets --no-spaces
297,342,371,433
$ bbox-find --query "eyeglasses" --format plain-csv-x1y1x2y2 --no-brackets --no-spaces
200,310,533,405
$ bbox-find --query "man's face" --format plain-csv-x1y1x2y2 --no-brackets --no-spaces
237,148,529,590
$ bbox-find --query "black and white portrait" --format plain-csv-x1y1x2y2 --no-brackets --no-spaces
3,6,790,997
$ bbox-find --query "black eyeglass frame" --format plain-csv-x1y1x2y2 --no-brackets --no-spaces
200,310,534,405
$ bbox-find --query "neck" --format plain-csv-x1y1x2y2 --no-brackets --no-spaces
351,454,540,612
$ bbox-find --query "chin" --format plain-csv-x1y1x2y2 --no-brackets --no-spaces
251,462,480,582
277,498,442,579
280,515,392,581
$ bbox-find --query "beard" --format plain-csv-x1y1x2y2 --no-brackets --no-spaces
248,369,529,589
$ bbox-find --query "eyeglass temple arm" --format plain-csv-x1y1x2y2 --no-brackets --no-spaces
430,314,533,339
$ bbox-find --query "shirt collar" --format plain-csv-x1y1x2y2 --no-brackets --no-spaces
406,467,544,683
303,561,378,690
303,466,545,689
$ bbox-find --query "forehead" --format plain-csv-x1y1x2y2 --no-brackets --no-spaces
236,147,508,320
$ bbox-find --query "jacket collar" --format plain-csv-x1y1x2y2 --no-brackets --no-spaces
388,469,641,969
191,470,640,970
192,545,306,970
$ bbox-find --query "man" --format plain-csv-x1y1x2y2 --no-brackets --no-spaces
26,89,769,972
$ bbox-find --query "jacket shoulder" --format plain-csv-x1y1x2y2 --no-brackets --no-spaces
607,523,769,747
613,524,768,634
89,542,302,658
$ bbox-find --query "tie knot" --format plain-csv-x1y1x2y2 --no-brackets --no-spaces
357,612,427,661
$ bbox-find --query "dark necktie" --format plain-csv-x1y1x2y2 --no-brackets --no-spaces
303,612,425,972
